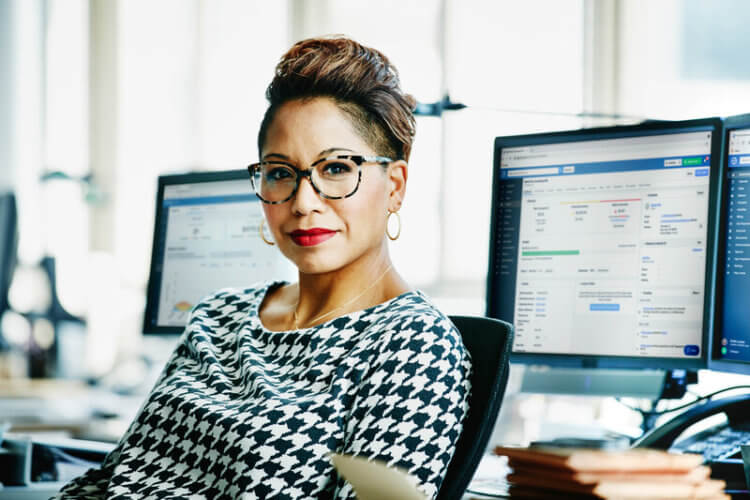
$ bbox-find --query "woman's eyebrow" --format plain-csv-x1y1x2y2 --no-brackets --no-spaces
262,148,354,161
318,147,355,157
262,152,291,161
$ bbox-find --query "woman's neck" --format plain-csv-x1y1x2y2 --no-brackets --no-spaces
292,246,408,329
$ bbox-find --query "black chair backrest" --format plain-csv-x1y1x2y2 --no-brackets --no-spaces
437,315,514,500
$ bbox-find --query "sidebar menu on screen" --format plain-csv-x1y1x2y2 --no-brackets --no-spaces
490,178,523,323
721,129,750,361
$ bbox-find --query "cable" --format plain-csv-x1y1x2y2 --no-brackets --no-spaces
456,104,648,122
413,95,649,122
617,385,750,417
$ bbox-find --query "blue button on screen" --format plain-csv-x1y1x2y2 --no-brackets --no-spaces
590,304,620,312
695,168,709,177
684,345,700,356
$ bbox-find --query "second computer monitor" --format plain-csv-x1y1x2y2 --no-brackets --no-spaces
487,118,723,370
710,113,750,374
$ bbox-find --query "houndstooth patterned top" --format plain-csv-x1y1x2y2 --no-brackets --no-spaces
56,282,472,499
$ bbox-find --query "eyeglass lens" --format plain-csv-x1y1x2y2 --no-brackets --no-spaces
252,158,359,202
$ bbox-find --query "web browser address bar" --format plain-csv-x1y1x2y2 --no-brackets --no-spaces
506,167,560,177
506,141,710,163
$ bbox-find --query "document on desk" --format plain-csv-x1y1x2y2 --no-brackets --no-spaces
329,453,426,500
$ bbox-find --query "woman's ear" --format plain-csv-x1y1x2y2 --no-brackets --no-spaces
387,160,408,211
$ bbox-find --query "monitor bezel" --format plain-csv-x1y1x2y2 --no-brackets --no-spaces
709,113,750,374
486,117,723,370
142,169,253,335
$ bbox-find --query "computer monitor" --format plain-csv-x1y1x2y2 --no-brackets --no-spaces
710,113,750,374
143,170,295,335
487,118,723,373
0,192,17,315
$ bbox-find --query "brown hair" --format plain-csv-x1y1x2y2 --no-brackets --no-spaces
258,36,417,161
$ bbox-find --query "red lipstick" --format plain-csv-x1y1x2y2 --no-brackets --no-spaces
289,228,336,247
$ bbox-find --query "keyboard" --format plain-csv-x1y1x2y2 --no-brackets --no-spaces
675,425,750,462
669,425,750,491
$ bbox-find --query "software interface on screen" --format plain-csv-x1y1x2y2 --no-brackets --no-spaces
492,130,713,359
719,128,750,363
148,178,294,329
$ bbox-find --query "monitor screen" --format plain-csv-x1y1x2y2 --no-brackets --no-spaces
143,170,295,334
711,115,750,373
487,118,722,370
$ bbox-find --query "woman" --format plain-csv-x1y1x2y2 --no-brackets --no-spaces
58,36,471,499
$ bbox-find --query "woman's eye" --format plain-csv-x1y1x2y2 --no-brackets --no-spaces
266,167,294,181
322,162,353,176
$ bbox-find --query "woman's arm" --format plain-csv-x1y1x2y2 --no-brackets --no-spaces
334,316,472,499
53,331,192,498
52,446,123,499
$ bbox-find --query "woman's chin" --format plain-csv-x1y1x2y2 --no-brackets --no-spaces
296,264,340,276
287,254,345,276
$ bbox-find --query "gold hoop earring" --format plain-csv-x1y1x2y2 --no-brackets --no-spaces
259,219,275,246
386,210,401,241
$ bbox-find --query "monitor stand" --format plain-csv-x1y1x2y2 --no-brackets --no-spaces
519,366,697,435
520,366,666,399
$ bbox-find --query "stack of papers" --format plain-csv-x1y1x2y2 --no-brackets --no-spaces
494,446,728,499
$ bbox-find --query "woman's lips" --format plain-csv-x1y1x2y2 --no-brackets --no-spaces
289,228,337,247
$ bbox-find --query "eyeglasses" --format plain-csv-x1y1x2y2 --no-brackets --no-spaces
247,154,393,204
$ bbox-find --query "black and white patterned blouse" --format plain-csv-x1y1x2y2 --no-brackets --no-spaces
57,282,472,499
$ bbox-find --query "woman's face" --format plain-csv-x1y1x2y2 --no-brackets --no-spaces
260,97,406,274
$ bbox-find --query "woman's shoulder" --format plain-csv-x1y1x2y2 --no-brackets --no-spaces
174,281,282,353
376,289,457,330
368,290,468,359
193,281,281,310
190,281,281,316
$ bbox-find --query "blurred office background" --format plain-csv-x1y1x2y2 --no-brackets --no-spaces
3,0,750,442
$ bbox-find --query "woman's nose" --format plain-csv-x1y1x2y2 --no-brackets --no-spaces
291,175,325,214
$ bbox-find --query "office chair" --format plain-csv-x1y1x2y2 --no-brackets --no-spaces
437,315,514,500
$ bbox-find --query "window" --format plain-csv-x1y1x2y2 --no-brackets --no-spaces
618,0,750,119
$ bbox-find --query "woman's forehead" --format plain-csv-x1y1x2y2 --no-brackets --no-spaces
262,98,374,158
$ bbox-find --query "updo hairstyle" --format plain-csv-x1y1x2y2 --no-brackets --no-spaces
258,36,417,162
